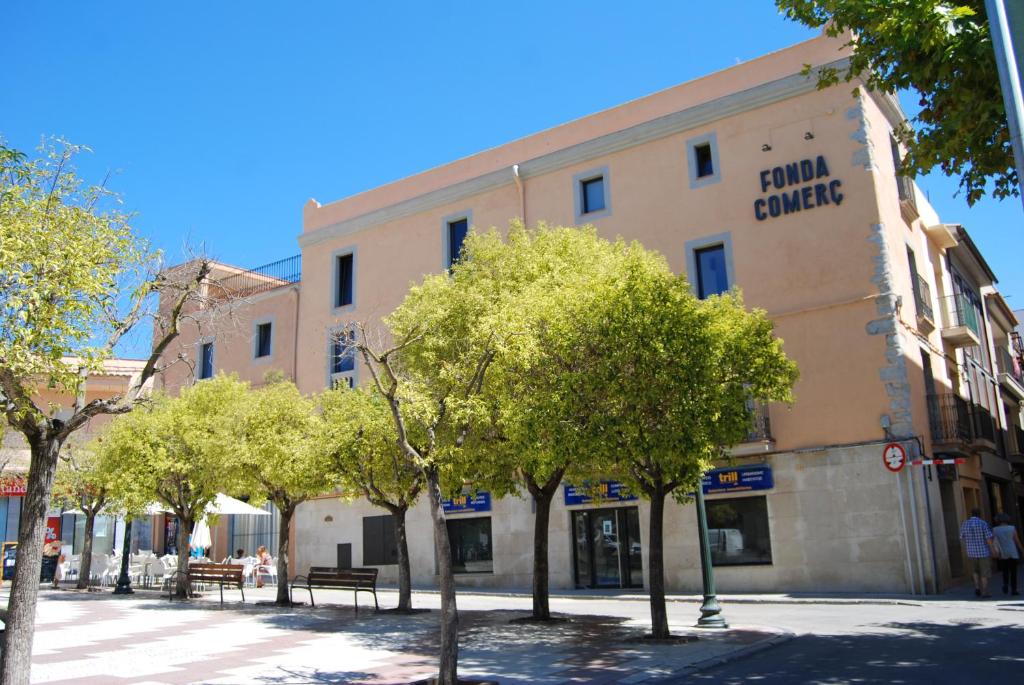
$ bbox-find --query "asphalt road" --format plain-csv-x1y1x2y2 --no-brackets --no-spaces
687,596,1024,684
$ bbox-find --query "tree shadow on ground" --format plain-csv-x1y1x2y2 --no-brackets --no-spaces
690,620,1024,684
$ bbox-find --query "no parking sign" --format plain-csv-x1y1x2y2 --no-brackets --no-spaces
882,443,907,473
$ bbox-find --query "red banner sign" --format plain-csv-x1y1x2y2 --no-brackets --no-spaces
0,478,27,497
45,517,61,545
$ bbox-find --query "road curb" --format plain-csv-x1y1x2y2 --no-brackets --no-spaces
664,629,797,682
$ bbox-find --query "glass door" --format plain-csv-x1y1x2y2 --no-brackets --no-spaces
572,507,642,588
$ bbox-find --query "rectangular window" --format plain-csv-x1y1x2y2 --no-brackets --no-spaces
706,496,772,566
199,342,214,379
447,218,468,267
695,245,729,299
694,143,714,178
581,176,605,214
362,514,398,566
330,329,356,389
255,322,272,358
446,516,493,574
335,253,354,308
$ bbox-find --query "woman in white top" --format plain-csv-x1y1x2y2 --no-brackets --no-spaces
993,513,1023,596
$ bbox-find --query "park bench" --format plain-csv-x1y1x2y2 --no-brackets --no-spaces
289,566,379,611
168,563,245,605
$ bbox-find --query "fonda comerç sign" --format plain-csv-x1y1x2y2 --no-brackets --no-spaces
0,477,28,497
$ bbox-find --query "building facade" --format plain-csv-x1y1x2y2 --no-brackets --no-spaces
157,32,1024,594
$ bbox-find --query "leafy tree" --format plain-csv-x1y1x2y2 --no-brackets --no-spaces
98,375,248,597
0,140,211,685
554,247,798,638
52,446,110,589
352,247,514,684
776,0,1013,205
459,224,623,620
235,378,331,605
321,387,423,612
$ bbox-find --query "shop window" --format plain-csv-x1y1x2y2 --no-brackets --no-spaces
706,495,772,566
255,321,272,358
362,514,398,566
335,251,354,308
447,516,493,574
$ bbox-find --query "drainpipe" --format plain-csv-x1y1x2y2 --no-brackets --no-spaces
291,285,301,384
513,164,526,224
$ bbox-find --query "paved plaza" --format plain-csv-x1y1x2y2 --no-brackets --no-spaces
12,584,1024,684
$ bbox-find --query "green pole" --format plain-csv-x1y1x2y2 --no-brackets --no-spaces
695,484,727,628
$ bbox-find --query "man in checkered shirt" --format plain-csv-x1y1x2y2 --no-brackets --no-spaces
960,508,996,598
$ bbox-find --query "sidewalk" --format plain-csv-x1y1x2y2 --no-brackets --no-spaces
22,586,791,685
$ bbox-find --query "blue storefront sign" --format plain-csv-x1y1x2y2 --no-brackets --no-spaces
563,480,638,506
702,465,773,495
442,491,492,514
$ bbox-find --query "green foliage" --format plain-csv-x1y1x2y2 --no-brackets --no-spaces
53,445,110,515
776,1,1013,205
97,375,249,521
568,248,798,499
320,387,422,510
0,139,151,401
235,378,330,510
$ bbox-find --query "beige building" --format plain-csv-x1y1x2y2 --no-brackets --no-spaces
157,31,1024,594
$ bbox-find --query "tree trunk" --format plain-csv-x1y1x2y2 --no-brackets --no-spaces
275,503,293,606
425,468,458,684
2,435,63,685
531,488,555,620
392,506,413,611
75,512,97,590
175,514,193,598
648,487,670,639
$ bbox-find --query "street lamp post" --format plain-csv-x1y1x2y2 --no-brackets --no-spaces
694,485,727,628
112,517,134,595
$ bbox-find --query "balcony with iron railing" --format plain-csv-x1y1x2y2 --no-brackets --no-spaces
731,402,774,456
996,346,1024,399
912,273,934,329
939,293,981,348
927,393,972,447
209,254,302,299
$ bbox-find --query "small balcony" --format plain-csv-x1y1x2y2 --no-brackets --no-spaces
731,402,774,456
912,273,934,331
211,254,302,299
996,347,1024,400
927,393,972,453
939,293,981,348
970,403,997,447
896,174,919,223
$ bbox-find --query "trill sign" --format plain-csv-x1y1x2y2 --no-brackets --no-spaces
754,155,844,221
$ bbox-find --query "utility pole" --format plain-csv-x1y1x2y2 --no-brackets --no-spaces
694,484,727,628
986,0,1024,211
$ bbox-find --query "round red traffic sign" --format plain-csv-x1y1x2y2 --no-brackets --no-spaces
882,443,907,472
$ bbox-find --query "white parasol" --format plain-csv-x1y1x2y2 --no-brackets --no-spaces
206,494,270,516
190,518,213,549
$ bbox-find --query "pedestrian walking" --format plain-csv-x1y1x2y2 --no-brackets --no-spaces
992,513,1022,596
960,508,997,598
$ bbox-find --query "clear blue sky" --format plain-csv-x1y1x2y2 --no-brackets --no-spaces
3,2,1021,338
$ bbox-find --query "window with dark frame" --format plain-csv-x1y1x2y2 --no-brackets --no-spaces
694,143,714,178
447,218,469,266
695,244,728,299
581,176,605,214
446,516,493,574
362,514,398,565
255,322,272,358
706,495,773,566
335,253,354,308
199,342,214,379
330,329,356,388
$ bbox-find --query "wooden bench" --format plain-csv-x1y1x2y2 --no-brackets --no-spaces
289,566,379,611
168,563,245,605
